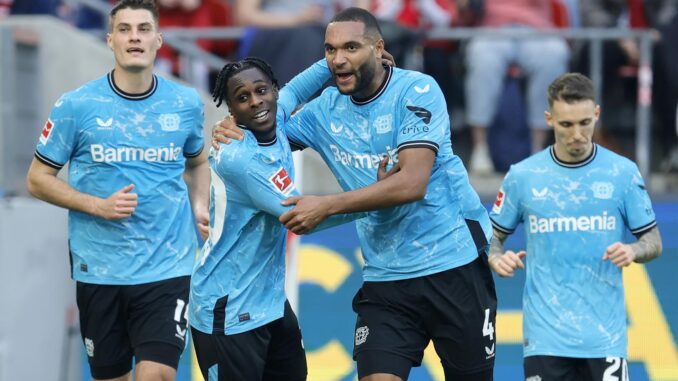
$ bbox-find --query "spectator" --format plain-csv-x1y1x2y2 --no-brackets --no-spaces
155,0,212,91
463,0,569,174
578,0,678,171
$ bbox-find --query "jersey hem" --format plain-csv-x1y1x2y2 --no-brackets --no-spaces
397,140,439,155
184,145,204,158
490,218,515,234
524,349,627,359
34,151,64,169
362,252,477,282
190,310,285,336
72,269,192,286
630,220,656,235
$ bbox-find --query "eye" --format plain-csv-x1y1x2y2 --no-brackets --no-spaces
325,46,335,54
257,87,268,95
347,44,358,51
236,94,248,103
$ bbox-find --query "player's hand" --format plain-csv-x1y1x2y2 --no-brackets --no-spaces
489,250,526,277
95,184,138,220
194,205,209,241
211,116,244,149
381,50,396,67
603,242,636,268
279,195,330,235
377,156,400,181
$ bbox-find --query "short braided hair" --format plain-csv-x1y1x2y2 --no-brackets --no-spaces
212,57,278,108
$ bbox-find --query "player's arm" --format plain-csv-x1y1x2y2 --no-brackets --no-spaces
184,149,210,240
26,158,137,220
245,165,366,233
603,225,662,268
279,147,432,234
487,227,526,277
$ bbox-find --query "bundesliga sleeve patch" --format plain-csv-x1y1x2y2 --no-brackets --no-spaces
269,167,294,196
492,188,505,214
39,119,55,145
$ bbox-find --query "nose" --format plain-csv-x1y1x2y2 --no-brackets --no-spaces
332,50,347,67
129,28,140,41
572,125,585,141
250,94,263,108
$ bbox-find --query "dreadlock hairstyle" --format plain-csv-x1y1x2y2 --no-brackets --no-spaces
212,57,279,108
109,0,159,30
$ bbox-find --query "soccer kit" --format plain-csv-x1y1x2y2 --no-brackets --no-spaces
285,65,497,378
34,72,204,378
490,144,656,379
189,61,357,380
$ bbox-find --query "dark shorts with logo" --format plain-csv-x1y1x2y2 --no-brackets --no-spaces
351,255,497,380
191,300,307,381
524,355,629,381
76,276,190,379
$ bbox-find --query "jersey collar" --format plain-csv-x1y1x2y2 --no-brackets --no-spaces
350,65,393,105
550,144,598,168
108,70,158,101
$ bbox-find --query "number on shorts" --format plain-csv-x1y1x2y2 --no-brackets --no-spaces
174,298,188,323
603,356,629,381
483,308,494,341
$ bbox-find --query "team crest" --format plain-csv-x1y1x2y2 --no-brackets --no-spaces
84,338,95,357
355,326,369,346
269,167,294,195
158,113,181,132
492,188,505,214
591,182,614,199
374,114,393,134
39,119,55,145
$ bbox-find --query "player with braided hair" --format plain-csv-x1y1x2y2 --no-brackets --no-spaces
189,56,395,380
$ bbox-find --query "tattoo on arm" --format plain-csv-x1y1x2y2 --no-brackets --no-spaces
631,226,663,263
489,228,509,261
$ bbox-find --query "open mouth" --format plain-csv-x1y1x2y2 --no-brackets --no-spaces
127,47,145,54
335,72,354,83
253,110,269,121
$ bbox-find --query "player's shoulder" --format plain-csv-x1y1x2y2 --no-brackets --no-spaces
595,144,636,168
55,74,110,110
156,75,203,104
508,147,551,174
391,67,440,92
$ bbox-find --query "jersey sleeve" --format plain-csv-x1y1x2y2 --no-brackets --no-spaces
34,95,77,169
489,167,523,234
281,99,323,151
621,164,656,235
184,90,205,158
395,75,447,155
244,156,363,231
277,59,330,121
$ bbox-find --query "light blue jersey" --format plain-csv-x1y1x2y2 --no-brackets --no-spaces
286,66,491,281
189,60,359,334
34,73,204,285
490,145,656,358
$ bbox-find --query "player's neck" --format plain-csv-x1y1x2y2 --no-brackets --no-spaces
553,143,595,164
111,66,155,95
250,127,277,145
352,64,389,103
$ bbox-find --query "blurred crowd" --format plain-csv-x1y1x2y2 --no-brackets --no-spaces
2,0,677,174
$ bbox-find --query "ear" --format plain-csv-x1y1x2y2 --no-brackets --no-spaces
273,86,279,100
544,110,553,128
156,31,163,50
374,38,385,59
106,33,113,50
594,104,601,122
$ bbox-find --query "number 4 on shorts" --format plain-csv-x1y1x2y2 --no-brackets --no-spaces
483,308,494,341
